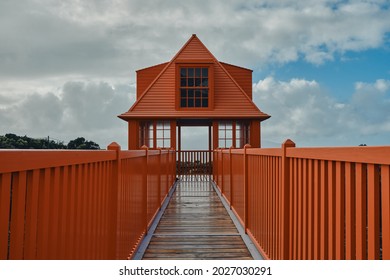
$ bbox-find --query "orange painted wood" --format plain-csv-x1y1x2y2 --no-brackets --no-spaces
290,159,299,259
0,150,115,173
327,161,336,259
367,164,380,259
335,161,345,259
345,162,356,259
9,171,27,259
136,62,169,99
297,159,303,259
287,146,390,165
58,166,69,259
313,160,320,259
0,173,12,259
119,35,270,120
66,165,76,259
302,159,308,260
382,165,390,259
289,158,295,259
220,62,253,99
320,160,328,260
49,167,60,259
355,163,367,259
307,160,314,259
24,170,40,259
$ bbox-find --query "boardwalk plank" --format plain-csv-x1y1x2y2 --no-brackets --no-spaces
142,179,253,260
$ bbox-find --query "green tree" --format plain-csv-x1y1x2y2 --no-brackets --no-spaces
67,137,100,150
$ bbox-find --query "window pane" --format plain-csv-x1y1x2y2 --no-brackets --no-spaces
164,139,170,148
188,89,194,98
188,98,194,107
195,98,201,107
236,138,242,148
195,68,201,77
181,78,187,87
202,78,208,87
165,129,170,138
202,68,208,77
202,98,208,107
195,78,201,86
181,89,186,98
219,139,225,148
180,68,187,77
195,90,201,98
225,122,232,129
157,129,163,138
157,139,163,148
202,89,208,98
181,98,186,107
226,130,232,138
188,68,194,77
226,139,232,148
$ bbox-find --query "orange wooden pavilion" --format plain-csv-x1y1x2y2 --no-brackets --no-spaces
119,34,270,152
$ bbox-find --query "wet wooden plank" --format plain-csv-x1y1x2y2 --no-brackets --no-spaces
142,180,253,260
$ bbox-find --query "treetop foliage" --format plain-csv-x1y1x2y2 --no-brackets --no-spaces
0,134,100,150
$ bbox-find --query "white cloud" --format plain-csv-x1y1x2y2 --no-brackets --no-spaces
254,77,390,147
1,0,389,82
0,81,134,148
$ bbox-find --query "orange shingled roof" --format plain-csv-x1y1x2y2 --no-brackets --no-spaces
119,34,270,121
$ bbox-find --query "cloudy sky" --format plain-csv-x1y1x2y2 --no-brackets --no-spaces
0,0,389,149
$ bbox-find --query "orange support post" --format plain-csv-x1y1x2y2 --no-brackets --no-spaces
9,171,27,259
382,165,390,259
355,163,367,259
244,144,251,234
280,139,295,259
367,164,380,259
335,161,345,260
141,145,149,236
107,142,121,259
157,148,162,209
229,147,233,209
0,173,12,259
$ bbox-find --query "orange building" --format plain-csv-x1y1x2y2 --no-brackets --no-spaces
119,34,270,151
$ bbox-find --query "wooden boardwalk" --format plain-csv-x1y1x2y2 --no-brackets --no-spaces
140,179,255,260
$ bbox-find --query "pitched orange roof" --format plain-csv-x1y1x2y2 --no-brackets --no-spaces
119,35,270,120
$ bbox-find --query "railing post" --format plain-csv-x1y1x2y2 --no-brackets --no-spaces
281,139,295,259
171,148,175,186
141,145,149,235
157,148,162,209
244,144,251,234
229,147,233,209
107,142,121,260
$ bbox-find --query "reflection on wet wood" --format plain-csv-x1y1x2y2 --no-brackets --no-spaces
142,180,253,260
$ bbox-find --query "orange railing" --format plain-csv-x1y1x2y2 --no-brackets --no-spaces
0,143,175,260
213,140,390,260
176,150,212,180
